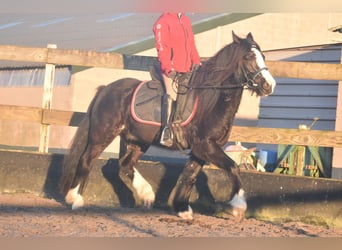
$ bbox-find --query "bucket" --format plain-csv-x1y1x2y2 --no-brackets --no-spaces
259,150,278,172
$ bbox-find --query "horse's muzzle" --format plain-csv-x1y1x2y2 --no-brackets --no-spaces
260,80,275,96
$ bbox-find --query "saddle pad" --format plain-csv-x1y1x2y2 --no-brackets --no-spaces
130,80,197,127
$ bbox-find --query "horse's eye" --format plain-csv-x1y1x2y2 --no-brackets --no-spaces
244,53,254,60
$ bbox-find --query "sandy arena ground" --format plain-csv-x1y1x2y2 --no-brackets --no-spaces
0,193,342,237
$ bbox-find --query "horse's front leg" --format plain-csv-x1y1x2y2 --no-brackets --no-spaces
172,155,204,220
119,143,155,208
192,140,247,220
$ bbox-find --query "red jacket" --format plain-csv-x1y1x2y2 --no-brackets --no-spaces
153,13,201,75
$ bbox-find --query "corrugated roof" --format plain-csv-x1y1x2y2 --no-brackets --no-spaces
0,65,72,87
0,62,70,70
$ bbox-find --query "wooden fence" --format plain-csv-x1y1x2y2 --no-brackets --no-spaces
0,104,342,148
1,45,342,80
0,44,342,151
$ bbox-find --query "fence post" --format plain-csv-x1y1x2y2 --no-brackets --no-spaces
332,47,342,179
39,44,57,153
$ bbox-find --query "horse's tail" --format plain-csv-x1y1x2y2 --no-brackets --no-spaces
59,86,105,195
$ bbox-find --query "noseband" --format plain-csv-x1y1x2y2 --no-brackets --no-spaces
242,66,268,90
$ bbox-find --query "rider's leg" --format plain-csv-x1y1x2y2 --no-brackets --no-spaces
163,74,177,101
160,74,177,146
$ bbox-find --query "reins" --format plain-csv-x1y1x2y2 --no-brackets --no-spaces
172,68,244,94
176,81,246,90
171,43,270,94
173,66,268,93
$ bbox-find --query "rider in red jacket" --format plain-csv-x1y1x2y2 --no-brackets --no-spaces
153,13,201,146
153,12,201,78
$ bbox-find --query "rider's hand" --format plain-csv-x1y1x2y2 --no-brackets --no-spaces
191,64,200,72
167,70,177,79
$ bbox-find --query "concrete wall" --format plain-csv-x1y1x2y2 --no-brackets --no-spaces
195,13,342,55
140,13,342,56
1,149,342,228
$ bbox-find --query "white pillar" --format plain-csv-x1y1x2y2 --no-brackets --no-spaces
332,45,342,179
39,44,56,153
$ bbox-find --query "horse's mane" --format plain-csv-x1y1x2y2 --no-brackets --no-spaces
189,38,252,119
193,37,255,85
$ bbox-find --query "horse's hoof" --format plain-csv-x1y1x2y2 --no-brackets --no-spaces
71,195,84,210
177,205,193,220
65,194,74,205
137,186,155,209
231,207,245,221
142,194,155,209
228,188,247,221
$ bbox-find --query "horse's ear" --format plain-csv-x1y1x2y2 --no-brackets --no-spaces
246,32,254,42
232,31,241,43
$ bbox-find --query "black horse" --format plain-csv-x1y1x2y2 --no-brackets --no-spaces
59,32,276,220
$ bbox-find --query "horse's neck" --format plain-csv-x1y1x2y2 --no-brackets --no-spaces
214,88,244,145
220,88,244,117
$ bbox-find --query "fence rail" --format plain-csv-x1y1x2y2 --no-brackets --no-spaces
1,45,342,80
1,104,341,148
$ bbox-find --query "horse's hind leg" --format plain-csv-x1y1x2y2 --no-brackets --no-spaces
65,141,110,209
172,155,204,220
65,136,114,210
119,143,155,208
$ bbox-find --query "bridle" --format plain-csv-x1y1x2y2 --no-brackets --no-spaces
173,45,270,92
242,66,269,91
174,65,269,92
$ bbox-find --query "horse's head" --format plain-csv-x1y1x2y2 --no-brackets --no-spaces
233,31,276,96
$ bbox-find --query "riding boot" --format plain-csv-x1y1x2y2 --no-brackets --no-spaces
160,95,175,147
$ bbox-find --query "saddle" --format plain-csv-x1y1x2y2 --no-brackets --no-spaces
130,66,198,148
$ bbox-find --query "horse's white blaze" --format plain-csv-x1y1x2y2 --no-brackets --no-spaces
177,205,193,220
251,48,276,92
229,189,247,211
65,184,85,210
132,167,155,208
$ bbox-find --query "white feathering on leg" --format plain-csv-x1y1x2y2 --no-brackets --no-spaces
65,184,85,210
65,184,80,204
132,167,155,208
71,194,84,210
177,205,193,220
229,189,247,209
229,189,247,217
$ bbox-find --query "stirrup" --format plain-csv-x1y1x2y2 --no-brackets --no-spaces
160,125,173,147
